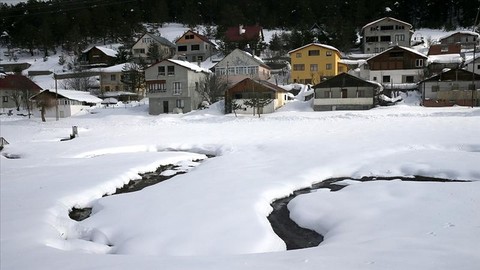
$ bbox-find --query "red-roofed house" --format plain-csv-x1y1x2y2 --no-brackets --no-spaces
224,25,265,55
0,74,42,111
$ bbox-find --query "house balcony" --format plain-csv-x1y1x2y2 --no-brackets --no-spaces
314,97,374,106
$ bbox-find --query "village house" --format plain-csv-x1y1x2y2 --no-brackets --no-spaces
0,74,42,111
225,77,288,115
131,33,175,64
419,68,480,107
30,89,102,118
145,59,210,115
99,63,127,93
175,30,217,63
427,43,463,75
361,17,413,54
312,72,381,111
213,48,271,85
80,46,117,68
224,25,265,55
289,43,347,84
438,31,479,50
366,45,427,96
463,56,480,75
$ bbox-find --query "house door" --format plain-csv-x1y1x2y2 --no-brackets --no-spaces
341,89,348,98
163,101,169,113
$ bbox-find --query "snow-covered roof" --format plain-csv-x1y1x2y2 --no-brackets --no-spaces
438,31,480,41
100,63,128,73
33,89,102,103
361,17,413,31
82,46,117,58
427,54,463,65
367,46,427,62
288,43,340,55
167,59,212,73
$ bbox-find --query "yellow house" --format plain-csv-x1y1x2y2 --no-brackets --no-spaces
289,43,347,84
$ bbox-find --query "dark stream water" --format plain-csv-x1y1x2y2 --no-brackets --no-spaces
69,164,469,251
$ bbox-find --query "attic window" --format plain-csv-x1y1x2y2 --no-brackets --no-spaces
415,59,424,67
308,50,320,56
326,51,332,56
185,34,194,40
380,25,394,30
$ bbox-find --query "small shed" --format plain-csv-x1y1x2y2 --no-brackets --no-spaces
30,89,102,118
225,78,288,115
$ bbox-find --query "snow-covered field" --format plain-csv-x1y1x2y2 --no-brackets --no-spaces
1,101,480,270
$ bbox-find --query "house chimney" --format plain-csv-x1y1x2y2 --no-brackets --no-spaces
239,25,245,35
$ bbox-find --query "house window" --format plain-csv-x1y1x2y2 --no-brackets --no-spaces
341,89,348,98
173,82,182,95
178,45,187,52
308,50,320,56
324,91,331,98
133,48,145,54
380,25,394,30
477,64,480,70
395,25,405,30
191,44,200,51
415,59,424,67
432,85,439,92
110,74,116,81
197,56,203,62
2,96,8,102
357,90,365,97
380,36,391,42
105,86,110,91
405,76,414,83
366,36,379,42
310,64,318,71
382,75,391,83
326,51,332,56
158,66,165,75
395,35,405,42
185,34,194,40
296,53,302,58
293,64,305,71
326,63,332,70
167,66,175,76
148,82,166,92
374,48,379,53
176,99,185,108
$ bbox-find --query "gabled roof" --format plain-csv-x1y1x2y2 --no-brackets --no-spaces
361,17,413,31
420,68,480,83
215,49,270,69
312,72,379,89
146,59,211,73
366,45,427,62
0,74,42,91
134,33,175,48
176,30,215,45
288,43,341,55
225,25,263,42
31,89,102,103
82,46,117,58
438,31,480,42
229,77,287,93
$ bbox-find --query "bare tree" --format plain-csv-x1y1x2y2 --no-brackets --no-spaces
61,76,96,92
243,93,273,117
33,93,56,122
196,74,228,104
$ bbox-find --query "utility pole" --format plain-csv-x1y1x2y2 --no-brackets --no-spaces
54,73,59,120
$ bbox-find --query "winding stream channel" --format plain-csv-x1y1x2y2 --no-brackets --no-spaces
68,159,470,251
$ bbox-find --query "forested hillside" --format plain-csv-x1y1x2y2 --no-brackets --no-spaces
1,0,478,54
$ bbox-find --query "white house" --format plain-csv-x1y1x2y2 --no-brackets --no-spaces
30,89,102,118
